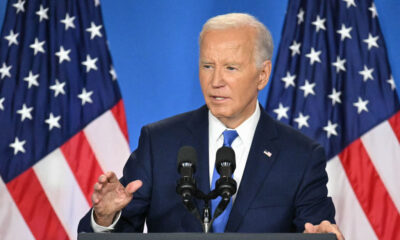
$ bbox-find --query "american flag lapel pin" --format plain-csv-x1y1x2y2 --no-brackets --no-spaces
263,150,272,158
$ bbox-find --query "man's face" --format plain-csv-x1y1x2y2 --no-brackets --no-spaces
199,27,271,128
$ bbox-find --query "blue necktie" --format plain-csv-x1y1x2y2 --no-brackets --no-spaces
211,130,238,232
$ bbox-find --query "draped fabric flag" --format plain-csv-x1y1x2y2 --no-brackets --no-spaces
0,0,131,239
265,0,400,239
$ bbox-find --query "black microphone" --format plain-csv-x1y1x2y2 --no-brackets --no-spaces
215,146,237,198
176,146,197,199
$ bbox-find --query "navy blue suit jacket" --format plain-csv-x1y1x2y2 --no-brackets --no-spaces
78,105,335,233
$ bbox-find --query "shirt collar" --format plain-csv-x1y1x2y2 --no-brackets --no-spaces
208,101,261,148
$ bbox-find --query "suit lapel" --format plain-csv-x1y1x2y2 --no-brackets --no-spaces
184,105,210,213
225,108,280,232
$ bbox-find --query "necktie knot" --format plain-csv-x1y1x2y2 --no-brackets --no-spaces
223,130,238,147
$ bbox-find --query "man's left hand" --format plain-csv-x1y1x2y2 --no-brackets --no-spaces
304,220,344,240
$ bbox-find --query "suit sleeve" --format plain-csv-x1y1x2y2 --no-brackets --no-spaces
293,143,336,232
77,126,153,233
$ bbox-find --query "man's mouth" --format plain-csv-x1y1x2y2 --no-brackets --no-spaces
214,97,226,100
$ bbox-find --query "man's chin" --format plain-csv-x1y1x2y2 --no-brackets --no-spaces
209,108,232,120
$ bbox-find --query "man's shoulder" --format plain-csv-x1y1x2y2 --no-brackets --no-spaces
144,105,208,132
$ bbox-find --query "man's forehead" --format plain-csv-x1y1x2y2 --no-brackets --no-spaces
201,26,256,41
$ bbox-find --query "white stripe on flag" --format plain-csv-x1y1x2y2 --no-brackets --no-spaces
0,177,35,240
33,149,90,240
326,156,378,240
84,110,130,178
361,120,400,212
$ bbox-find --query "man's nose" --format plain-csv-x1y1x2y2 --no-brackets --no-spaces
211,67,224,88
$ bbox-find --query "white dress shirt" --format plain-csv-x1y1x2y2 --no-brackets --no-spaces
92,101,261,231
208,102,260,201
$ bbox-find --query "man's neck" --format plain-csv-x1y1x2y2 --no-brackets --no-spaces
218,102,259,129
211,101,259,129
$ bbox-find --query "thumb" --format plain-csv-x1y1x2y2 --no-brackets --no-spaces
126,180,143,194
304,222,316,233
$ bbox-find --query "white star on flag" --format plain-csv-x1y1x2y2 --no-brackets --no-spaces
342,0,356,8
312,15,326,32
337,24,352,41
49,79,66,97
36,5,49,22
9,137,26,155
23,71,40,88
82,55,98,72
12,0,25,13
289,40,301,56
369,3,378,18
363,33,379,50
332,56,346,73
29,38,45,55
0,97,4,111
353,97,369,114
0,62,12,79
16,103,34,121
94,0,100,7
60,13,76,30
294,112,310,129
359,65,374,81
328,88,342,106
305,47,321,65
78,88,94,105
273,103,290,120
45,113,61,130
387,75,396,90
323,120,338,138
299,80,316,97
281,71,296,88
86,22,103,39
297,8,304,25
55,46,71,64
4,30,19,46
109,66,117,81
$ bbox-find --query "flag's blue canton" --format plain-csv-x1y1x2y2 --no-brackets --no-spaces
0,0,122,182
265,0,400,159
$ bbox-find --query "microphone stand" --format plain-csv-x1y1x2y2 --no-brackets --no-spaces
189,186,233,233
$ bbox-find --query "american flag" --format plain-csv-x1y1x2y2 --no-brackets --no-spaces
0,0,130,239
265,0,400,239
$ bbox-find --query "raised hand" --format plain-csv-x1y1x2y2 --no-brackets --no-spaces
92,171,143,226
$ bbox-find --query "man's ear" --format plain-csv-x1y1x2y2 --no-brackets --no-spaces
257,60,272,91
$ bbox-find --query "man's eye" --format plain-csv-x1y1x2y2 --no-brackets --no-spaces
227,66,237,71
203,65,212,69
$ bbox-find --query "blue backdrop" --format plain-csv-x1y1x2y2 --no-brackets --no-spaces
1,0,399,150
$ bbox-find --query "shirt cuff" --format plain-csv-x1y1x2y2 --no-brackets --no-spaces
91,209,121,232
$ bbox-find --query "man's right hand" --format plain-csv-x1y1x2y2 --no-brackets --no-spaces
92,171,143,226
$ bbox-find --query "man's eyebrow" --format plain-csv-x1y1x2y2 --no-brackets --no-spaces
225,62,240,66
199,60,213,64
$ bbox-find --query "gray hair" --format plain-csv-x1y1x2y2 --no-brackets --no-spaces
199,13,273,68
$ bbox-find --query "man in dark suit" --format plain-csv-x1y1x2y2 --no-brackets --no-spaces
78,13,343,239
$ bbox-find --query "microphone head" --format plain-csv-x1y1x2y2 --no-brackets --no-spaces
177,146,197,173
216,146,236,174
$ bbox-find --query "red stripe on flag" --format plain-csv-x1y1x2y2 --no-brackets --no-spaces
111,99,129,142
388,111,400,143
339,139,400,240
60,131,103,205
6,168,69,240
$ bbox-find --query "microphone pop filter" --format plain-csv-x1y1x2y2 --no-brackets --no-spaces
177,146,197,172
216,146,236,174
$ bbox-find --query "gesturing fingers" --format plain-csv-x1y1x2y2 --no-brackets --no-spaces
126,180,143,194
105,171,119,183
